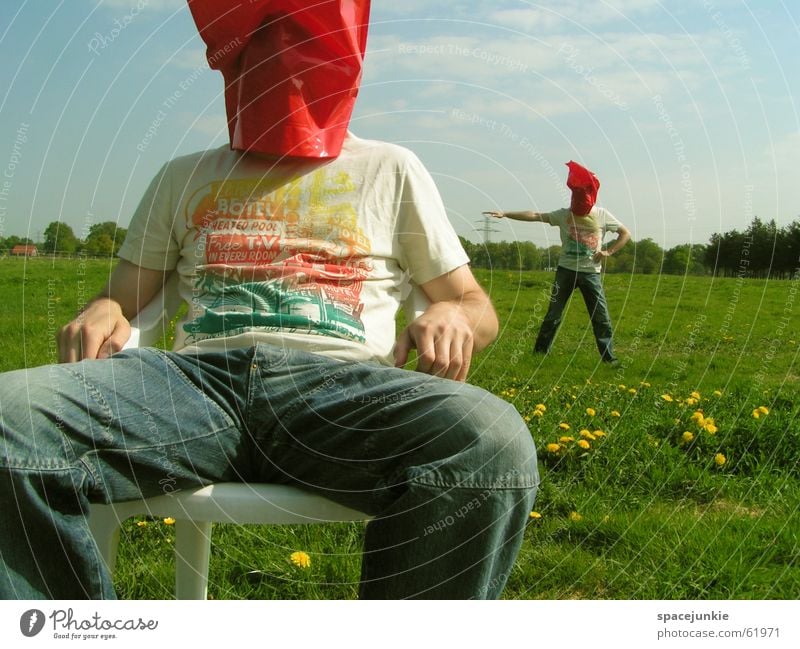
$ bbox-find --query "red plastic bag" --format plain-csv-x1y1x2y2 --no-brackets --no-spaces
187,0,371,158
566,161,600,216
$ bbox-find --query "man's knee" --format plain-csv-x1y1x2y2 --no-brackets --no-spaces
416,386,539,489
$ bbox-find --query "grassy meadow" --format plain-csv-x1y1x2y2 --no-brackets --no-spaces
1,256,798,599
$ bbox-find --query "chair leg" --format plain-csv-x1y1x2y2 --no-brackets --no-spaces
88,505,123,574
174,519,212,600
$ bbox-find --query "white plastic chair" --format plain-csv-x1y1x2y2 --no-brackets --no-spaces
88,273,429,599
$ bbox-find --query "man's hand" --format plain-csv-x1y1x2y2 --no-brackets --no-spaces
393,265,498,382
394,301,475,382
56,259,167,363
482,210,505,219
57,298,131,363
592,249,612,262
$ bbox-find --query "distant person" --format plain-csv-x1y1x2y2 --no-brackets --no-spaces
484,161,630,363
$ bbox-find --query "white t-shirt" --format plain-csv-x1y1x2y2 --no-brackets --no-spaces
541,207,623,273
118,135,469,365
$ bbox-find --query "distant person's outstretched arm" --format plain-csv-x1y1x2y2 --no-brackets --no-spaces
483,210,548,222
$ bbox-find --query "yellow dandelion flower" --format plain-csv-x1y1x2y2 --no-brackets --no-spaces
535,403,547,412
686,397,698,406
628,388,637,395
569,511,583,522
559,436,575,443
690,391,701,399
712,390,722,397
586,407,596,417
752,409,760,419
592,429,605,437
529,511,542,520
532,409,544,418
681,431,695,444
661,394,673,402
640,381,651,388
546,443,561,454
704,423,718,434
163,517,176,525
523,415,531,423
690,411,705,423
758,406,769,415
577,439,591,450
714,453,726,467
136,520,148,528
559,422,571,430
611,410,621,417
290,550,312,569
579,429,596,441
618,384,626,390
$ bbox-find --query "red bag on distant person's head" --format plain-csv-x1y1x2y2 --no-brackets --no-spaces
187,0,371,158
566,161,600,216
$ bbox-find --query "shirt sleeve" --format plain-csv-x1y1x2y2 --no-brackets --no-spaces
394,151,469,285
540,208,568,227
599,207,623,233
117,162,181,271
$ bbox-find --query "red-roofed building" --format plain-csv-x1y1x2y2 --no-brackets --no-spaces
10,244,39,257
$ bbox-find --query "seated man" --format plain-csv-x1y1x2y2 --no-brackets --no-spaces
0,0,538,599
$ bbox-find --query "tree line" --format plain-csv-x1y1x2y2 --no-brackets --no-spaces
461,217,800,278
2,217,798,278
0,221,127,257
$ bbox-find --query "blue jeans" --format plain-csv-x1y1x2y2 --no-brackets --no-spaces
534,266,617,362
0,344,538,599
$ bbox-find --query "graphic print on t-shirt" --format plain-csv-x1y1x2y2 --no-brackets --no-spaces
564,214,601,262
182,167,372,344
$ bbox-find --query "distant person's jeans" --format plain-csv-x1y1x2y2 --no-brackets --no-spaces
0,344,538,599
535,266,617,362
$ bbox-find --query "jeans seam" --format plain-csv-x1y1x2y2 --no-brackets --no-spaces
157,350,238,432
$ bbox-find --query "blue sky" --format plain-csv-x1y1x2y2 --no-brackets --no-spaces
1,0,798,249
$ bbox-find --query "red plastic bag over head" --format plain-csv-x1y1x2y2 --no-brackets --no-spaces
187,0,371,158
566,160,600,216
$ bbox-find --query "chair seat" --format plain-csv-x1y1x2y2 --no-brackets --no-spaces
93,482,369,525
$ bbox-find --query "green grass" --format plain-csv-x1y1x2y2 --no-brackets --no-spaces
1,258,798,598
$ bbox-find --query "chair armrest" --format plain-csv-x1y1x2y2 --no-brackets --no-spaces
123,273,183,350
402,283,430,321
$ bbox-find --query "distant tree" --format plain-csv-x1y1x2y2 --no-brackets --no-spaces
663,243,707,275
542,245,561,270
83,233,115,256
780,220,800,277
745,217,778,278
1,235,34,252
83,221,127,256
43,221,79,254
632,238,664,274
